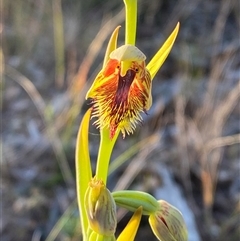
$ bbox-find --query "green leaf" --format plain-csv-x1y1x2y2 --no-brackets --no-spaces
75,108,92,239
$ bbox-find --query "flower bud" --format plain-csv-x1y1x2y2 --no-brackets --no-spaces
149,200,188,241
85,177,117,236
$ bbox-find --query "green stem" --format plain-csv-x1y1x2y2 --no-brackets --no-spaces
95,127,120,184
124,0,137,45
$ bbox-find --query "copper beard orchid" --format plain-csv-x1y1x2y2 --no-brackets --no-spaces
75,1,183,240
87,44,152,139
86,19,179,139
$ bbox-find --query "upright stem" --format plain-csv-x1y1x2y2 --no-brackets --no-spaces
124,0,137,45
95,127,120,184
96,0,138,184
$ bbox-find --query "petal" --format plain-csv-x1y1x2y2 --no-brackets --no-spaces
147,22,180,80
86,58,119,99
103,26,121,67
87,26,121,100
117,206,143,241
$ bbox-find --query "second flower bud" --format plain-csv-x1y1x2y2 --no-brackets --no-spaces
85,177,117,236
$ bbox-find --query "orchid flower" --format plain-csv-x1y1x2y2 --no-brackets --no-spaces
89,0,179,184
86,44,152,139
75,0,185,240
86,20,179,140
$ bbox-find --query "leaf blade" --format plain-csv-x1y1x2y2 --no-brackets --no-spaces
75,108,92,238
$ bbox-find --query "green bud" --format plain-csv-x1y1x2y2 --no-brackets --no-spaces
85,177,117,236
112,190,159,215
149,200,188,241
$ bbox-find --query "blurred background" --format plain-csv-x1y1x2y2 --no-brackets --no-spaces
2,0,240,240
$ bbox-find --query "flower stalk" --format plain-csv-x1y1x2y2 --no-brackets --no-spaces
95,127,119,184
124,0,137,45
113,190,159,215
